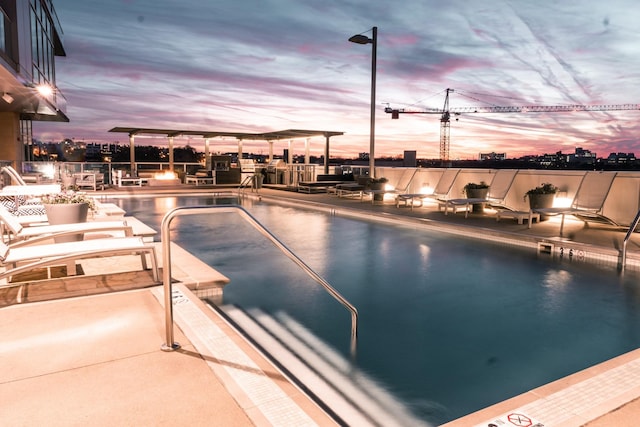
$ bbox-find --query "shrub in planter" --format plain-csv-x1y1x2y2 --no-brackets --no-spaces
368,177,388,201
524,183,558,218
41,190,97,242
463,181,489,197
463,181,489,212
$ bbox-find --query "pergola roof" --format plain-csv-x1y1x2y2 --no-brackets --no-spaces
109,127,344,140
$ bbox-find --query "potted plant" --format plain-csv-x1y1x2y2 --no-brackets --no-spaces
368,177,389,201
463,181,489,212
41,189,97,242
524,183,558,219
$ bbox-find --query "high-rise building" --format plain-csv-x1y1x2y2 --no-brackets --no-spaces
0,0,67,167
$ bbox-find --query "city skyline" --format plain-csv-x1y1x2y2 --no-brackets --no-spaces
40,137,638,163
36,0,640,160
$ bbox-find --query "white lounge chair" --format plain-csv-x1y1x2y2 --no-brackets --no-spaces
0,183,62,216
0,205,133,244
364,168,417,203
1,165,42,186
0,236,159,302
533,171,619,236
396,168,461,210
440,169,519,217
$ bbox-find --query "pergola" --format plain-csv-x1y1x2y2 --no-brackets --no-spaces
108,127,344,174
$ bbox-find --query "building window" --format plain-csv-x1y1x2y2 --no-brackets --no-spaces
1,8,5,54
0,2,17,66
30,0,56,86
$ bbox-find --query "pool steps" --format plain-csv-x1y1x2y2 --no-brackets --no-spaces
219,304,430,427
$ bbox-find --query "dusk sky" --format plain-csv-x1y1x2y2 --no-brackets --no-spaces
36,0,640,160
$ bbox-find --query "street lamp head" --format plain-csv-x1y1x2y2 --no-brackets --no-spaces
348,34,372,44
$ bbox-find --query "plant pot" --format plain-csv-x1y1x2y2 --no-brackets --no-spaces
465,188,489,213
527,193,555,220
370,182,385,201
44,203,89,242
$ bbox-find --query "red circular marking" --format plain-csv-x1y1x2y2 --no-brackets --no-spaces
507,413,532,427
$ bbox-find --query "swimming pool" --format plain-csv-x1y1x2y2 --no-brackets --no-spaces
119,195,640,424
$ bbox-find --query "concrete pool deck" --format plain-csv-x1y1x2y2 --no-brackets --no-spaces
2,184,640,426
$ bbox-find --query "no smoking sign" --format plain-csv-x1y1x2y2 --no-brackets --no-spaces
507,413,531,427
477,411,544,427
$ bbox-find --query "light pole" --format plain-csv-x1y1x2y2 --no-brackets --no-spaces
349,26,377,178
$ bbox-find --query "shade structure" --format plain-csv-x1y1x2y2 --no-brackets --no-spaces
109,128,345,174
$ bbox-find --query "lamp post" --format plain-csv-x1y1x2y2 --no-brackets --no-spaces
349,26,377,179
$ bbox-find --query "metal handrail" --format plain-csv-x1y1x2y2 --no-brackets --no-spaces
160,205,359,359
238,174,255,196
621,208,640,272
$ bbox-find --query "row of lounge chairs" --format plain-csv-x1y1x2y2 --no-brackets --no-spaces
322,167,621,236
0,169,160,302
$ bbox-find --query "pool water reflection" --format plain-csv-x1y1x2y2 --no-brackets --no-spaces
119,195,640,425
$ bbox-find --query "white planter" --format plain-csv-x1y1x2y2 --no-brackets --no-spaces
44,203,89,243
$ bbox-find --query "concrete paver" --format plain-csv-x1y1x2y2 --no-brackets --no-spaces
0,290,254,427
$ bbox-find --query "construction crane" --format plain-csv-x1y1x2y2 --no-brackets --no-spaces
384,88,640,161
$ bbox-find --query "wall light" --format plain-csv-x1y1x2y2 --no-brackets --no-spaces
2,93,14,104
36,84,53,97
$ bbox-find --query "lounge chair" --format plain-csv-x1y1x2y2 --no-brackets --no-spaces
1,165,41,186
396,168,461,209
331,176,370,199
0,236,159,302
364,169,417,203
533,171,619,236
0,205,134,244
0,183,61,216
440,169,519,217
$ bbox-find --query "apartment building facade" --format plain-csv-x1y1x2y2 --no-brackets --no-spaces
0,0,67,167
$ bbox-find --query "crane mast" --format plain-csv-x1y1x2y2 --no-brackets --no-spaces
384,88,640,162
439,88,452,162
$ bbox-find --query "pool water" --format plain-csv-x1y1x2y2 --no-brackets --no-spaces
119,195,640,424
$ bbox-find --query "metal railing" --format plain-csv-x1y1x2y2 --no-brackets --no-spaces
621,208,640,272
19,161,204,186
238,174,255,196
160,205,359,359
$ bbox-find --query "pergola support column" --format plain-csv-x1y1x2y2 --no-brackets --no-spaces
324,134,330,174
129,133,136,175
168,136,174,171
304,137,310,165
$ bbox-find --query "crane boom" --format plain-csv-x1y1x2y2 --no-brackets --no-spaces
384,88,640,161
384,103,640,114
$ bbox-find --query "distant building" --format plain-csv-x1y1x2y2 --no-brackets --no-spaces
607,152,637,165
86,142,118,162
567,147,596,165
0,0,68,167
479,152,506,161
403,150,417,167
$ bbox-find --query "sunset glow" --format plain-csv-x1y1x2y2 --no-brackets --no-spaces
36,0,640,160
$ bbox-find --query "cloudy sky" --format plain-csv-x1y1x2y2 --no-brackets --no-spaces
36,0,640,159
